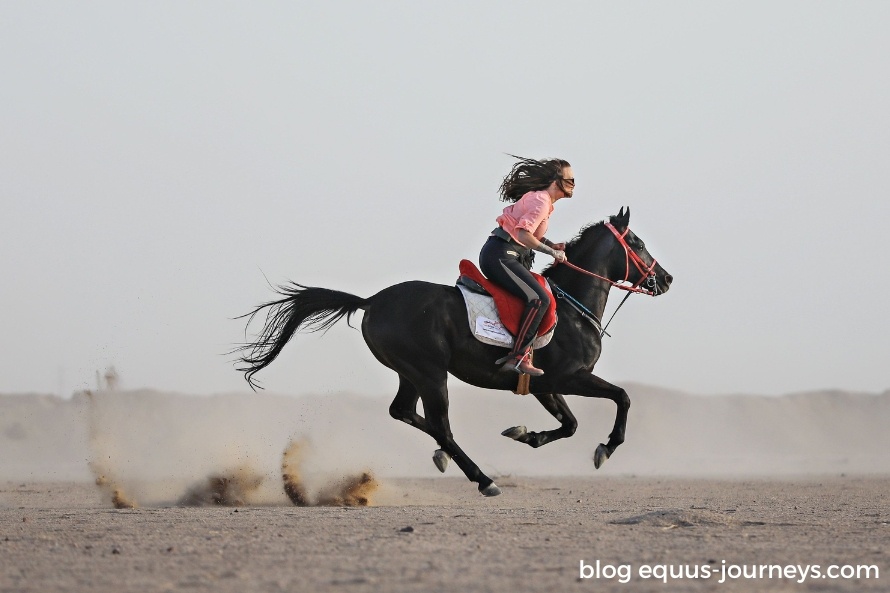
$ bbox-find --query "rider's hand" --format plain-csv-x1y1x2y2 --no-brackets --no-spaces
552,242,566,251
553,250,567,263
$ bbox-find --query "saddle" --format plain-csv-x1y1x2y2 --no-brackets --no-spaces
456,259,557,340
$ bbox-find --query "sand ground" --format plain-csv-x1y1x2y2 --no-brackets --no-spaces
1,476,887,593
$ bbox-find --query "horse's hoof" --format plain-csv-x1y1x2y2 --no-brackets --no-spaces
501,426,527,440
432,449,450,473
593,443,611,469
479,482,501,497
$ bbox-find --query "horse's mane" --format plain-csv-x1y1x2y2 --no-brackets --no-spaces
565,219,607,249
541,219,607,277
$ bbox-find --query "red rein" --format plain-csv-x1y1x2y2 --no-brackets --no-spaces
558,223,658,296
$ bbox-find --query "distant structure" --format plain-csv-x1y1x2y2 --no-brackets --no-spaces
97,366,120,391
104,366,119,391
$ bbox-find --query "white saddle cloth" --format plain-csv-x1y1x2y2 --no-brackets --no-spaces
457,284,555,349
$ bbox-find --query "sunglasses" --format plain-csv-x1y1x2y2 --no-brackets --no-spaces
561,177,575,186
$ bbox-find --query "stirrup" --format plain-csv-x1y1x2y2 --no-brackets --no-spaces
498,351,544,377
494,352,514,365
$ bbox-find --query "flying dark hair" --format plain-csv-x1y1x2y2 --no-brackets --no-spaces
498,155,572,203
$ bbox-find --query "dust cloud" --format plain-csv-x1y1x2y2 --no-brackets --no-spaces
281,439,379,507
29,388,391,508
316,472,379,506
85,390,137,509
281,439,310,506
177,466,265,506
91,466,137,509
1,384,888,504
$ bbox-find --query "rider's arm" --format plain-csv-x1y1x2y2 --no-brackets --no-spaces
515,229,566,261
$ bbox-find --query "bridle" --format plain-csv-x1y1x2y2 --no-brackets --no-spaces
559,223,660,297
552,222,662,338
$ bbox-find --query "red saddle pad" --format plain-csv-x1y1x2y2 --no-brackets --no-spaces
458,259,557,337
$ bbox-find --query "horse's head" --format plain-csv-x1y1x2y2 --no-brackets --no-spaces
604,207,673,296
556,207,672,296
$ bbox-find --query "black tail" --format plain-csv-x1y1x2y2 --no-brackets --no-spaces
235,283,368,390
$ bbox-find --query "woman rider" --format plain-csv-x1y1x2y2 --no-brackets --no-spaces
479,156,574,376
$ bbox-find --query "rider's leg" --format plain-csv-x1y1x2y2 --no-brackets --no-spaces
494,294,548,376
479,238,551,375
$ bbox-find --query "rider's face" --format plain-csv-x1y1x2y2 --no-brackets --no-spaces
559,167,575,198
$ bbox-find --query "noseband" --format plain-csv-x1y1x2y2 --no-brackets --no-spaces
560,223,660,296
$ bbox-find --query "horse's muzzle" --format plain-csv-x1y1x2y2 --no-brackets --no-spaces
650,270,673,295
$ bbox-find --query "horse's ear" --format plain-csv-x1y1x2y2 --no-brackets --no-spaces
614,207,630,229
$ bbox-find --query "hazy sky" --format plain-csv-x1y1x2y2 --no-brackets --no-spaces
2,2,888,398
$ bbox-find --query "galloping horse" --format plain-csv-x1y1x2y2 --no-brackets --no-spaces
237,208,672,496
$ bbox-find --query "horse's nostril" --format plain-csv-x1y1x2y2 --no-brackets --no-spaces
664,274,673,285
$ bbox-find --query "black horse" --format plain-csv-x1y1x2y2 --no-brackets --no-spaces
237,208,672,496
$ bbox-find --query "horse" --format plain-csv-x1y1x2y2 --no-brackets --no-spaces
236,207,672,496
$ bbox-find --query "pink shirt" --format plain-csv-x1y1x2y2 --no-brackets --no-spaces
496,190,554,243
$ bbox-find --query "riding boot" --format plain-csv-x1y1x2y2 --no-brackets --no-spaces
495,300,545,376
497,346,543,376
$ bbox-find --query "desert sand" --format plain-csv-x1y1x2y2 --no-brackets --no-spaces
1,476,887,592
1,386,888,591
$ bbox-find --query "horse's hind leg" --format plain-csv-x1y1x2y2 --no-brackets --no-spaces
389,372,499,496
388,376,428,430
388,377,453,473
501,393,578,448
416,379,500,496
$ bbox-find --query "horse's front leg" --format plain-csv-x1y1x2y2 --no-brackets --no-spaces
501,393,578,448
560,372,631,469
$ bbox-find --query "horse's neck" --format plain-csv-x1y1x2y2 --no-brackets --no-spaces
585,283,611,321
550,228,615,321
566,275,611,321
549,263,612,322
